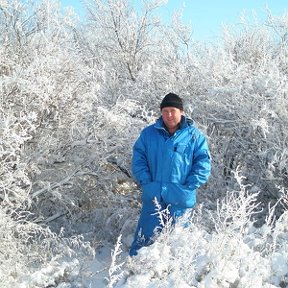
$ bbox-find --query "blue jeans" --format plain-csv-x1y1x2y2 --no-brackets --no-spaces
129,201,190,256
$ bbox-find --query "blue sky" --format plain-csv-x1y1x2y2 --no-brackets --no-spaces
61,0,288,41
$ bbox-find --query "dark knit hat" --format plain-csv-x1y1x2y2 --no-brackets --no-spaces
160,93,183,110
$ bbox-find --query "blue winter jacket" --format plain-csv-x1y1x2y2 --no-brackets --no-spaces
132,115,211,209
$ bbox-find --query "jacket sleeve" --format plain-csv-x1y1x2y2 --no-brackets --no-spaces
185,132,211,191
131,130,152,186
161,132,211,208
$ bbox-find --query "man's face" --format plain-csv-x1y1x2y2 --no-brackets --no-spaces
161,107,183,132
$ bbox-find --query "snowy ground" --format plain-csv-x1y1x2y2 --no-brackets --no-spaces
4,191,288,288
83,244,113,288
6,209,288,288
79,209,288,288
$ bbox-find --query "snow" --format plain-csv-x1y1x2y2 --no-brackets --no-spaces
2,1,288,287
82,244,112,288
12,207,286,288
272,253,288,279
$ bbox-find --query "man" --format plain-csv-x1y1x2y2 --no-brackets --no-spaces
129,92,211,256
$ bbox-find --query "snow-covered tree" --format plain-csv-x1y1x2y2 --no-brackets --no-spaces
1,0,288,286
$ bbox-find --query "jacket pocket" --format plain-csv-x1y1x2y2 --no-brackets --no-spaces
171,143,192,183
161,182,196,208
141,181,161,203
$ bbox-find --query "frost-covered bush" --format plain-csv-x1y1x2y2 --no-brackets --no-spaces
117,172,288,288
2,0,287,215
186,15,288,203
1,0,288,286
0,206,94,287
81,0,288,204
0,109,37,207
